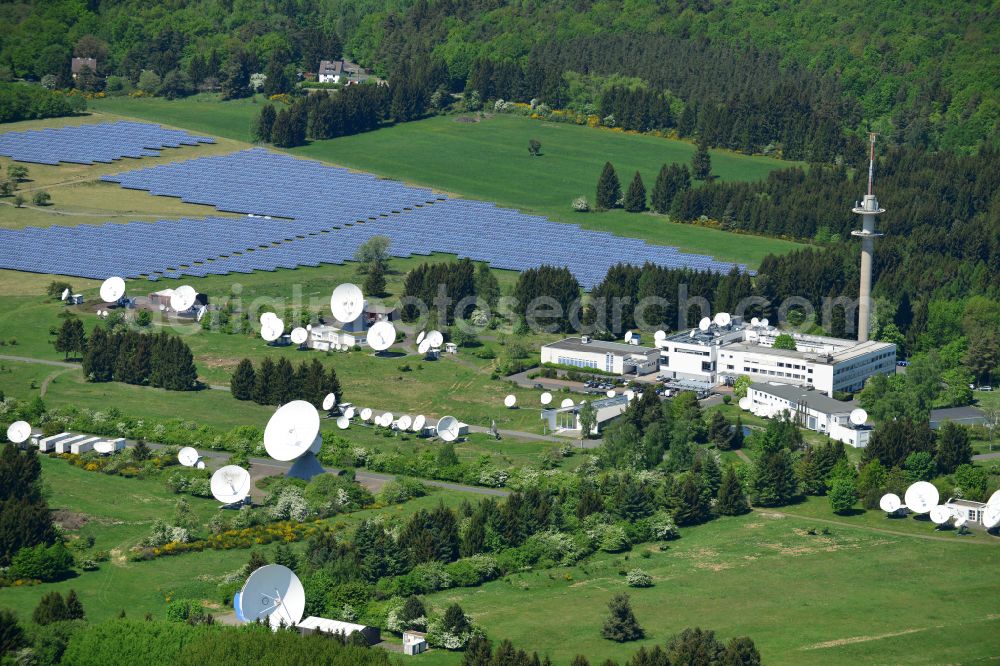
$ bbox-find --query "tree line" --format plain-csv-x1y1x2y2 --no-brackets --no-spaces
252,83,392,147
230,357,342,409
82,327,199,391
0,82,85,123
401,258,500,325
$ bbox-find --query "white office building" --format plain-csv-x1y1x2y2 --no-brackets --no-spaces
540,337,660,376
746,382,872,448
540,394,631,435
657,317,895,396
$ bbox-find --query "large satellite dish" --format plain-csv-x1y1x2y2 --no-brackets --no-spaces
177,446,200,467
261,318,284,342
260,311,278,326
210,465,252,504
983,504,1000,529
761,318,770,327
264,400,321,462
504,394,517,408
560,398,574,408
367,321,396,352
336,416,350,430
321,393,336,411
436,416,461,442
879,493,901,513
751,317,760,327
426,330,444,348
540,392,553,405
290,327,308,345
986,489,1000,509
698,317,711,332
195,460,206,470
100,276,126,303
360,408,373,422
196,306,207,322
738,397,752,410
412,415,426,432
929,505,951,525
849,408,868,426
330,283,364,323
170,285,198,312
6,421,31,444
238,564,305,629
416,331,426,345
418,339,432,355
397,414,412,431
381,412,394,427
904,481,939,514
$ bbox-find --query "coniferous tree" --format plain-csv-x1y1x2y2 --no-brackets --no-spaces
272,357,296,405
665,628,725,664
674,473,710,525
131,439,151,461
253,104,277,143
0,608,25,656
596,162,621,210
325,367,342,405
708,411,730,447
64,589,85,620
717,466,750,515
254,356,276,405
601,593,644,642
723,636,762,666
32,591,69,625
363,262,386,297
462,635,492,666
935,422,972,474
54,317,86,360
442,603,470,635
752,447,799,506
624,171,646,212
231,358,256,401
692,140,712,180
82,325,114,382
651,164,673,214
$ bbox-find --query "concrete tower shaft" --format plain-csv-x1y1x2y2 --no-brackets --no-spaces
851,134,885,343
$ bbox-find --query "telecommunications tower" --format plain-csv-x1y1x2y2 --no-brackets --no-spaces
851,133,885,342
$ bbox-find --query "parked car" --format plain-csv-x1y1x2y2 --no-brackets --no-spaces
896,360,909,367
980,386,994,392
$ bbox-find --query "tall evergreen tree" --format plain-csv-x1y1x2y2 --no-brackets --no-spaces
254,356,276,405
623,171,646,212
752,447,799,506
273,357,296,405
231,358,256,400
596,161,621,210
253,104,277,143
363,262,386,297
692,140,712,180
651,163,673,214
0,608,25,657
723,636,762,666
82,325,114,382
717,466,750,515
936,422,972,474
601,593,644,642
64,589,85,620
32,591,69,625
54,317,86,360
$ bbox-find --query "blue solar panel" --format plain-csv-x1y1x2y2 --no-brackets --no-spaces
0,121,214,165
0,148,750,287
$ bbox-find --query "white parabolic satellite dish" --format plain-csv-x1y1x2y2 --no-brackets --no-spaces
322,393,336,411
170,285,198,312
344,407,356,419
929,505,951,525
177,446,200,467
426,330,444,348
360,408,373,422
738,397,752,410
93,441,114,455
561,398,574,408
418,339,432,355
416,331,426,345
60,288,70,301
953,511,968,527
261,319,284,342
540,392,553,405
100,276,126,303
504,394,517,408
904,481,939,514
367,320,396,352
654,330,667,342
986,489,1000,509
698,317,711,332
290,327,308,345
983,504,1000,529
850,408,868,426
336,416,350,430
879,493,901,513
264,400,321,462
238,564,305,629
330,283,364,323
437,416,461,442
260,311,278,326
397,415,412,431
412,415,426,432
210,465,252,504
6,421,31,444
606,390,616,398
624,331,634,342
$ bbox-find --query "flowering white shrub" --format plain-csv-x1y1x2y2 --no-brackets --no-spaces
572,196,590,212
270,487,310,521
626,569,653,587
647,511,679,541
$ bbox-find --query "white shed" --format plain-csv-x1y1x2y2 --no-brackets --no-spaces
403,630,428,655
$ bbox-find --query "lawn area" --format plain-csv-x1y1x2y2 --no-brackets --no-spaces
88,95,806,267
413,511,1000,666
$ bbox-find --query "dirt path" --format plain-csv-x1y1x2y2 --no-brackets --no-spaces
0,354,79,368
759,509,1000,545
40,366,80,397
734,449,753,464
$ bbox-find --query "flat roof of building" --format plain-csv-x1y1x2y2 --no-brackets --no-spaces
299,617,370,634
750,382,856,415
544,337,656,355
930,406,986,424
945,498,986,509
724,338,894,364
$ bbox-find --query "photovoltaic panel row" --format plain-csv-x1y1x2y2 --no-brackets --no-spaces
0,121,214,166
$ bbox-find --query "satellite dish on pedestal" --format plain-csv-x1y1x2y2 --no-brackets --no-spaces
418,339,432,355
367,321,396,352
170,285,197,312
360,408,373,422
560,398,574,408
983,504,1000,529
6,421,31,444
698,317,711,332
290,327,308,345
416,331,426,345
624,331,634,343
60,288,70,301
330,283,364,323
210,465,251,505
195,460,206,470
426,330,444,348
436,416,460,441
738,397,752,410
322,393,336,411
412,415,426,432
93,441,114,455
382,412,394,428
953,510,968,527
540,392,553,405
504,395,517,408
654,330,667,343
929,505,951,525
264,401,321,462
751,317,760,327
100,277,126,303
260,312,278,327
713,312,731,327
397,415,412,431
850,408,868,426
761,318,770,327
344,407,355,419
879,493,901,513
336,416,350,430
986,489,1000,509
177,447,200,467
904,481,939,514
238,564,305,629
196,306,207,322
261,319,284,342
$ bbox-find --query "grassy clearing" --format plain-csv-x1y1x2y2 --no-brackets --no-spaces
413,512,1000,666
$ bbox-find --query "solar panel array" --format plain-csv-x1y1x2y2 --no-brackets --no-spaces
0,148,749,286
0,121,214,165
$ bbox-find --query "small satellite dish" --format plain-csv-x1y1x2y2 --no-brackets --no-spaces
504,394,517,408
196,306,207,322
264,400,321,462
624,331,634,342
560,398,574,408
260,311,278,326
261,319,284,342
210,465,252,504
170,285,198,312
750,317,760,327
716,312,731,327
426,330,444,348
177,447,200,467
159,304,166,311
322,393,336,411
412,415,426,432
397,415,412,430
360,408,373,422
330,283,364,323
418,339,432,355
436,416,461,441
689,330,696,338
879,493,901,513
6,421,31,444
60,288,70,301
344,407,356,419
929,505,951,525
850,408,868,426
761,318,770,327
93,441,114,455
953,512,968,527
195,460,206,470
983,504,1000,529
904,481,939,514
606,389,616,398
100,276,126,303
290,327,308,345
367,320,396,352
540,392,553,405
381,412,394,427
698,317,711,332
336,416,350,429
654,330,667,343
738,397,752,410
416,331,426,345
238,564,305,629
625,390,635,401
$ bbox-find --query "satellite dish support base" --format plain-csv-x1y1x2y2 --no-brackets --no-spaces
286,451,325,481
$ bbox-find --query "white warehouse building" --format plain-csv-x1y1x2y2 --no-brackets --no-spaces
540,337,660,376
657,316,895,396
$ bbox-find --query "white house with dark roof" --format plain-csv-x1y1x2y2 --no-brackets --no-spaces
746,381,872,447
317,59,367,84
